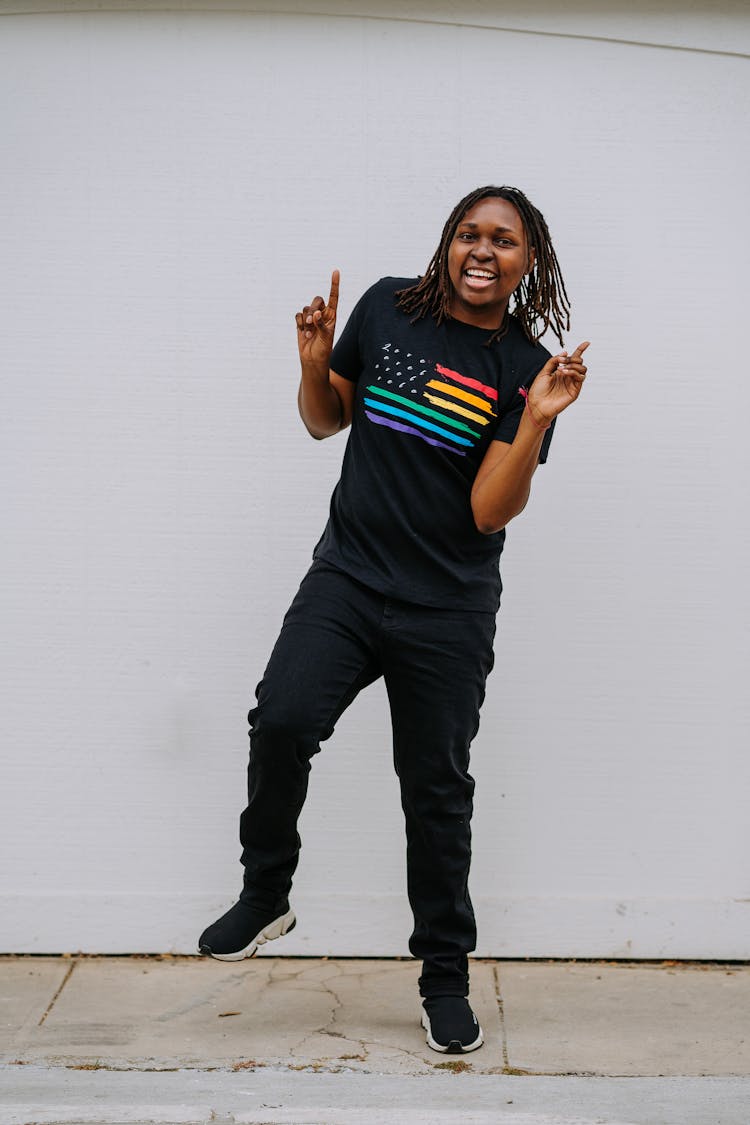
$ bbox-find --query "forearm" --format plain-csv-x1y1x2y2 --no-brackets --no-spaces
297,361,343,440
471,411,547,533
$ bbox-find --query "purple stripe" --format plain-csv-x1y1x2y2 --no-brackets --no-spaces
365,410,466,455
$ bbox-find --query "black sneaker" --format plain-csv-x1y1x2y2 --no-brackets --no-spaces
421,996,483,1053
198,900,296,961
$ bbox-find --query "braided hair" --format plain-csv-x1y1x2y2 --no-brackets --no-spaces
395,185,570,346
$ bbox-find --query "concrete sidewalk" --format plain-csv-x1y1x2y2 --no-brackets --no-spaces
2,955,749,1123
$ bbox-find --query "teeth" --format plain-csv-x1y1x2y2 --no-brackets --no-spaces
466,270,495,279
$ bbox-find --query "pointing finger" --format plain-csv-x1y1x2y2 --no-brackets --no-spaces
571,340,591,359
328,269,340,312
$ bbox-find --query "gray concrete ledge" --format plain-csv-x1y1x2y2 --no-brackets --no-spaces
4,1069,750,1125
2,956,749,1123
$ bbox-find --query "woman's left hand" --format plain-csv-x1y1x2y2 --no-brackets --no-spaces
528,341,590,425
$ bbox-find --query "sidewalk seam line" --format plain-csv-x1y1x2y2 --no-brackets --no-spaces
492,962,509,1071
37,958,79,1026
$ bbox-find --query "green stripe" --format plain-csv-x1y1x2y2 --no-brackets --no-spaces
366,385,481,439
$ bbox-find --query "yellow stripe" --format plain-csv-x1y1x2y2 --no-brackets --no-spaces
423,393,490,426
426,380,496,415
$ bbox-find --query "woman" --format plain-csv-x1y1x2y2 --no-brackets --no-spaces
199,185,589,1054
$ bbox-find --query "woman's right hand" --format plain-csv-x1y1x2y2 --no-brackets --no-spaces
527,341,589,424
295,270,339,367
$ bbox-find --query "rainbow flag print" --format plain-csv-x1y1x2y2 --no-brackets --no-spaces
364,345,497,457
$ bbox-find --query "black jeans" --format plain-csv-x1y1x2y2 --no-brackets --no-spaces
239,560,496,997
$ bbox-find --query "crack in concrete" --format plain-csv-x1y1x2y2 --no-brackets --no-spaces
265,959,323,985
353,1030,434,1071
248,958,275,995
281,970,388,1068
272,962,437,1071
266,965,333,993
285,968,346,1055
493,962,510,1071
37,958,79,1027
236,961,347,1061
153,966,254,1022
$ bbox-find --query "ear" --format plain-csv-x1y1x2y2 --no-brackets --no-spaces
526,246,536,274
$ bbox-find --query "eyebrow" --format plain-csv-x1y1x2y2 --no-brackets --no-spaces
459,222,519,234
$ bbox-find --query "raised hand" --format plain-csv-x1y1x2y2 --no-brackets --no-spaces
527,341,590,425
295,270,340,368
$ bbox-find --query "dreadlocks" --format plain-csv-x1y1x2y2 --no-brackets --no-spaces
395,185,570,347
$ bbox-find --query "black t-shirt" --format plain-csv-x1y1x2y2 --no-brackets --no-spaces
313,277,554,611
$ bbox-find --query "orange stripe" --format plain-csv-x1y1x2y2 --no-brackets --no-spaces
425,380,496,415
423,393,490,425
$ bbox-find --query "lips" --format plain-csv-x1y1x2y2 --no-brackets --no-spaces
463,268,497,290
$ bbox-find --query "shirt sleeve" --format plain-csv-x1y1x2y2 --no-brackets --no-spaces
492,341,555,463
329,286,372,383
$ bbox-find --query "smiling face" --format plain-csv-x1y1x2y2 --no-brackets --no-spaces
446,196,535,329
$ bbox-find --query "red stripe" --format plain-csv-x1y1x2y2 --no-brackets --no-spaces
435,364,498,402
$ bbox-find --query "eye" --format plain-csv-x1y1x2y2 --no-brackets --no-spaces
457,232,476,242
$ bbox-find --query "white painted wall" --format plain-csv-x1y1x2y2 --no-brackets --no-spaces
2,1,749,956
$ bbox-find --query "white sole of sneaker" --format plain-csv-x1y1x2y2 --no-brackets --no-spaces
421,1010,484,1054
207,909,296,962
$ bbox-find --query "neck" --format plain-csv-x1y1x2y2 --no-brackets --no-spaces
448,296,509,331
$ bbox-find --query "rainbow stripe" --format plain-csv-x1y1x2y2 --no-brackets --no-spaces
425,380,496,416
435,363,498,402
422,392,491,426
366,386,481,439
365,411,466,455
363,397,473,447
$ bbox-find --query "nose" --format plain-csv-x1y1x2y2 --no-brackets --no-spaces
470,236,494,261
